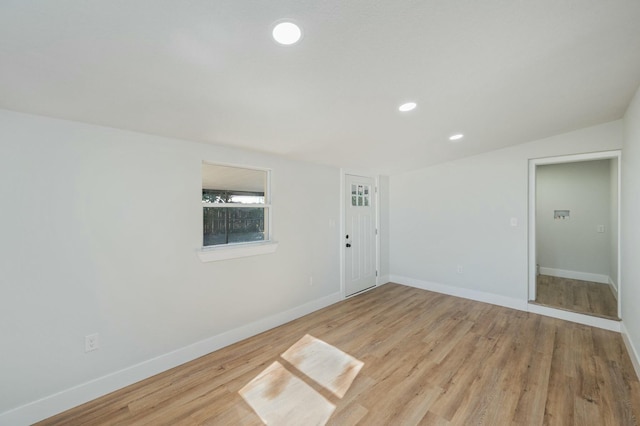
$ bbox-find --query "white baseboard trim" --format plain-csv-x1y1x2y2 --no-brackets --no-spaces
0,291,343,426
621,322,640,380
389,275,528,312
608,277,618,300
378,274,390,285
539,267,609,284
526,303,620,332
389,275,621,333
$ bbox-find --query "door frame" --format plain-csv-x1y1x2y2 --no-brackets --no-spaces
528,150,622,319
340,170,381,298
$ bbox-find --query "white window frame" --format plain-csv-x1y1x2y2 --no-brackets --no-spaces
198,162,278,262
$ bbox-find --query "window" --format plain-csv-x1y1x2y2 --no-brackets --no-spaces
351,183,371,207
202,163,270,247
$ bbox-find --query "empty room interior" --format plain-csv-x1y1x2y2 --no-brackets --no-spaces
2,2,640,425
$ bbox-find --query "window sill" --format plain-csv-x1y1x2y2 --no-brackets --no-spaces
197,241,278,262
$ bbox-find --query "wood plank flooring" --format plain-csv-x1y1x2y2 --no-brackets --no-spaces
38,283,639,425
536,274,619,319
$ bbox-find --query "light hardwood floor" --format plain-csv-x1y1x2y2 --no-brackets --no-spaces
536,274,619,319
38,283,639,425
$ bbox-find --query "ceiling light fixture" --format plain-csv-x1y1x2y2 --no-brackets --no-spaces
272,22,302,45
449,133,464,141
398,102,417,112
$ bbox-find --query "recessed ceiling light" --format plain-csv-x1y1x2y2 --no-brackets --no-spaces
449,133,464,141
398,102,417,112
272,22,302,45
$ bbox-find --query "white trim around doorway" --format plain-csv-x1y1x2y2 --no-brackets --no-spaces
528,150,622,321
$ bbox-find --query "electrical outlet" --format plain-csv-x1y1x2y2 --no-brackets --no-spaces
456,265,463,274
85,333,99,352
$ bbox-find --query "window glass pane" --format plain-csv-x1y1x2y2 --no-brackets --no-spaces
202,164,266,203
202,189,264,204
204,207,267,246
202,163,269,247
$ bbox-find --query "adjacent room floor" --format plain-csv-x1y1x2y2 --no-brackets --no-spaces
38,283,639,425
535,274,619,320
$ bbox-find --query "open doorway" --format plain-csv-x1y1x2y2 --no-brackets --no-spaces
528,151,621,322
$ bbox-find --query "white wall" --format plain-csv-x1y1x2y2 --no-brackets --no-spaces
0,110,341,420
535,160,613,280
378,175,390,281
389,120,623,303
622,86,640,374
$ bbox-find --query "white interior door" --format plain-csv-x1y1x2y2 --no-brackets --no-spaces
345,175,376,296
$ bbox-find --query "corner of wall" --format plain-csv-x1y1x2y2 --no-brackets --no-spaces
621,322,640,380
621,84,640,382
608,277,618,300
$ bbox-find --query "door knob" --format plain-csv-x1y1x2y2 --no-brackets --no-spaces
346,243,351,248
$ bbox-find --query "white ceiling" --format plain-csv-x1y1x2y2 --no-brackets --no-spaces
1,1,639,174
